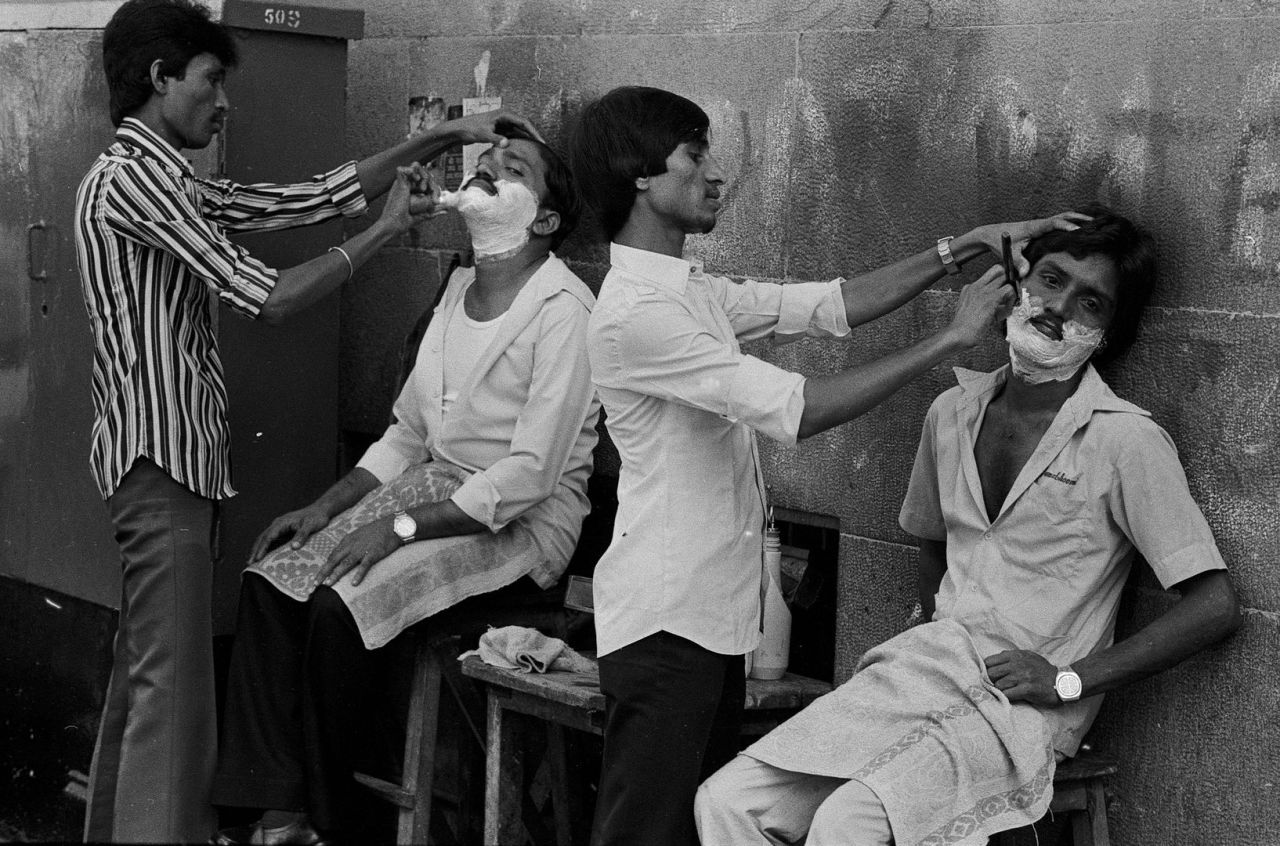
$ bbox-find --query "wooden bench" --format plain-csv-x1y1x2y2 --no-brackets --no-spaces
460,653,832,846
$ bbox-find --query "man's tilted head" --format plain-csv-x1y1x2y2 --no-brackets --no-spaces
1019,204,1157,366
440,127,582,259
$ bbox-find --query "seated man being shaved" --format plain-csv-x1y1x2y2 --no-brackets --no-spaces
696,205,1241,846
211,127,599,845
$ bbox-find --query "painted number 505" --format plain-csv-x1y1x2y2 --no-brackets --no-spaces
263,8,302,27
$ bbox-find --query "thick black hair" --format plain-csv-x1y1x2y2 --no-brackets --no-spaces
1022,203,1158,365
497,123,582,251
103,0,238,126
569,86,710,241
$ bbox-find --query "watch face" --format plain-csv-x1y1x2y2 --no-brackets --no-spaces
1056,671,1083,700
393,513,415,541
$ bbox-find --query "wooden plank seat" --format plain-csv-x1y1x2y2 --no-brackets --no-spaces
460,653,832,846
994,748,1118,846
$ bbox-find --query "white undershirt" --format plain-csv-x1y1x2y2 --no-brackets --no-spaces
441,305,506,418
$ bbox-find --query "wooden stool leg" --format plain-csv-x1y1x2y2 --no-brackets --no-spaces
485,694,525,846
1078,777,1109,846
545,724,572,846
399,639,444,845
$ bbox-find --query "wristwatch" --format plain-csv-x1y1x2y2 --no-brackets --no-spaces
392,510,417,545
936,236,962,275
1054,666,1083,703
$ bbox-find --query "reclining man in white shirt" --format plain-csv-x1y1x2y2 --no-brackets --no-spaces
696,205,1241,846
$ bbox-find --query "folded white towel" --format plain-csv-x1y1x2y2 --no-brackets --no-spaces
459,625,597,674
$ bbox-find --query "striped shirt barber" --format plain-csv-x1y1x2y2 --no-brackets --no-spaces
76,5,548,842
76,117,367,500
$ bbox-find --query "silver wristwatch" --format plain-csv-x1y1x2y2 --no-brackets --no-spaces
392,510,417,544
1054,666,1083,703
936,236,962,275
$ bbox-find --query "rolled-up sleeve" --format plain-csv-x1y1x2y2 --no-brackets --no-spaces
711,275,851,344
594,289,807,445
1110,419,1228,588
449,292,597,531
197,160,368,232
899,401,946,541
103,160,278,317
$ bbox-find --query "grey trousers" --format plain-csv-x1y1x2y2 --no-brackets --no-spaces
84,459,218,843
695,754,895,846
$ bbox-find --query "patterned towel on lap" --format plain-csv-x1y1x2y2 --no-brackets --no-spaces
744,619,1055,846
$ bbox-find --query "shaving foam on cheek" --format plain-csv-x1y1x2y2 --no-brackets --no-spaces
438,175,539,259
1005,287,1104,383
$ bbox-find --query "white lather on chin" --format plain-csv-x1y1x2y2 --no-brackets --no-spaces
1004,287,1103,384
439,174,540,261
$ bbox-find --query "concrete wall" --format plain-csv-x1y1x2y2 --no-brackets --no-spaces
338,2,1279,841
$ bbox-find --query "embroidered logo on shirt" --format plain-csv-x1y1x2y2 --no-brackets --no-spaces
1042,470,1078,486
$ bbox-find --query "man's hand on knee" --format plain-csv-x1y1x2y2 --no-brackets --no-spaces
317,518,401,588
983,649,1058,706
250,505,330,563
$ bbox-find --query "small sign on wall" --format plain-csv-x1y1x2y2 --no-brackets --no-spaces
462,96,502,177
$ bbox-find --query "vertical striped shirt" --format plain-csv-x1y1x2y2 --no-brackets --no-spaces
74,117,368,501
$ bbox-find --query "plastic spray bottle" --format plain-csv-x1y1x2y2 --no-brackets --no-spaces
750,513,791,681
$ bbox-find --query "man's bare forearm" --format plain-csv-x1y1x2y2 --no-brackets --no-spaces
259,217,400,323
1072,569,1240,698
798,329,965,439
917,538,947,622
403,499,486,540
313,467,381,521
841,231,992,328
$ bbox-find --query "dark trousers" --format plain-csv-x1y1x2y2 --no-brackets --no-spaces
212,575,385,836
85,458,219,843
213,570,541,835
591,631,746,846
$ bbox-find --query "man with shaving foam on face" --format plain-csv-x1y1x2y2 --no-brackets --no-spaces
697,205,1242,846
211,125,599,845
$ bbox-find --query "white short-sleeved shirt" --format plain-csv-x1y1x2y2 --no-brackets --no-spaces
899,364,1228,752
588,243,851,657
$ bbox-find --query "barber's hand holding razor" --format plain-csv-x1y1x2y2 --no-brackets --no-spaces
968,211,1091,278
984,649,1060,706
945,266,1015,348
377,166,443,233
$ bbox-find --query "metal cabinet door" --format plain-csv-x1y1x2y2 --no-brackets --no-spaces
1,30,119,608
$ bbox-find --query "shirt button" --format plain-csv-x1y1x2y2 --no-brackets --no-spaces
983,531,993,540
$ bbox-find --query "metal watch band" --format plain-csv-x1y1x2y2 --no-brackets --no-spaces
936,236,961,275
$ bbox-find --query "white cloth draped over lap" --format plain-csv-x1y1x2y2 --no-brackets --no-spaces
743,620,1055,846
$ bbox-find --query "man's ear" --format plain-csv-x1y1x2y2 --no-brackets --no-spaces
149,59,171,94
531,207,561,240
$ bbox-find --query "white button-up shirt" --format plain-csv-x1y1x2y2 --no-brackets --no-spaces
588,243,850,657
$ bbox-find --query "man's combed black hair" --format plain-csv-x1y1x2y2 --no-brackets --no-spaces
103,0,238,126
498,122,583,251
1022,203,1158,365
569,86,710,241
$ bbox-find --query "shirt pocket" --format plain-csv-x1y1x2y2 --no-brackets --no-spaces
1017,470,1091,583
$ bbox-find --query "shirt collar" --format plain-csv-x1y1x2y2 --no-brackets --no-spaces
115,117,194,178
610,242,697,295
954,362,1150,424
